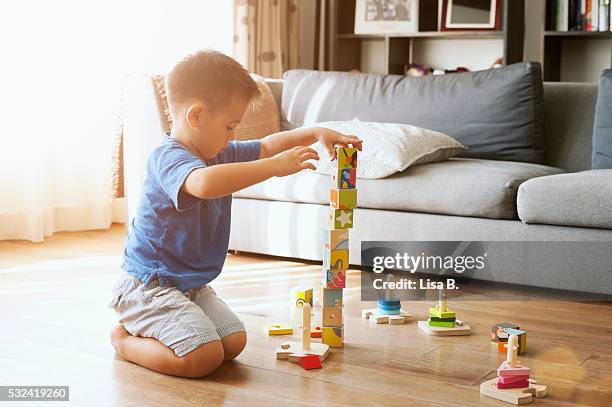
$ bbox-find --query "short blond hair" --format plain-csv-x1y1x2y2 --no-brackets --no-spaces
166,50,261,113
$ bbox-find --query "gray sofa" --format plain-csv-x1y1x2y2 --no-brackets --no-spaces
122,64,612,295
230,66,612,295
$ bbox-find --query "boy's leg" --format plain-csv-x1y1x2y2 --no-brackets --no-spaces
110,325,224,378
191,286,247,361
109,272,225,378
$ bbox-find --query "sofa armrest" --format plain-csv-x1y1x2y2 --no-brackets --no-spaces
122,74,166,226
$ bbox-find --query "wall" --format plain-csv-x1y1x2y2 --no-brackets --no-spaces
298,0,316,69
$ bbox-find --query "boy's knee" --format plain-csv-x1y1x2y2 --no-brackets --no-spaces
221,331,247,361
179,340,224,378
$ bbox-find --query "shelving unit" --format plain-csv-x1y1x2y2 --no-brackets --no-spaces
321,0,524,74
542,2,612,81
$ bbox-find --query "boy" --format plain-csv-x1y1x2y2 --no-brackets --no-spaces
108,50,361,378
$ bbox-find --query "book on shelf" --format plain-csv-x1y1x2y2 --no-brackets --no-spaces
549,0,611,31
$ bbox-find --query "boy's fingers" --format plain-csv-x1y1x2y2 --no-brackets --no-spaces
326,146,337,160
299,151,319,161
344,135,363,150
301,162,317,171
296,146,317,155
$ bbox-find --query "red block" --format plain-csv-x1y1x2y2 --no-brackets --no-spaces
298,355,322,370
310,326,322,338
496,378,529,389
498,375,530,384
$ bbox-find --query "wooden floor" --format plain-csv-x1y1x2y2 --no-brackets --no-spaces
1,225,611,406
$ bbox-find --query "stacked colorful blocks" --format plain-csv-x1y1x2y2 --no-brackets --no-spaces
480,332,546,403
428,294,456,328
377,299,401,315
320,146,358,348
496,334,531,389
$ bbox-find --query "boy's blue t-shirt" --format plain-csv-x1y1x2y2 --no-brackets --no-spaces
122,136,261,293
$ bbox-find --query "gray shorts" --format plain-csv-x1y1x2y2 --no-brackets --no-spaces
108,270,245,357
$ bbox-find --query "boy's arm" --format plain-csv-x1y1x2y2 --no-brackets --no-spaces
183,146,318,199
259,127,362,160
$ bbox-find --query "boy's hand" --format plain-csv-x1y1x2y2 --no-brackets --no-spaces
272,146,319,177
315,128,363,160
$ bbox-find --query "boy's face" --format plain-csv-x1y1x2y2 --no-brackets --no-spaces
185,95,248,159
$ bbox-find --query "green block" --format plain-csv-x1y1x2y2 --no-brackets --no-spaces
428,319,455,328
428,306,456,319
429,316,456,323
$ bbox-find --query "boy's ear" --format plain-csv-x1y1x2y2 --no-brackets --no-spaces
186,104,206,129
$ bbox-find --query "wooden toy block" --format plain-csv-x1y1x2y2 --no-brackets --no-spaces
498,334,529,375
310,326,322,338
332,168,356,189
417,320,471,336
266,324,293,335
378,308,401,315
491,322,520,343
492,323,526,354
330,208,353,229
322,326,343,348
322,306,343,327
429,316,456,323
320,287,343,308
336,147,358,169
298,354,322,370
377,299,401,306
323,268,346,288
428,320,455,328
480,378,546,405
361,309,414,325
428,306,456,319
330,188,357,210
497,361,530,377
323,248,349,271
323,228,349,251
499,375,530,385
377,303,401,311
292,287,313,308
506,328,527,354
276,341,330,362
276,303,330,363
497,379,530,389
303,303,312,350
496,336,527,354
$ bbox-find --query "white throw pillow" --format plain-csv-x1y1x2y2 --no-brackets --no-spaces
309,121,467,179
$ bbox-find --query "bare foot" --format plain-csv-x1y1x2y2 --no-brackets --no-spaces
110,324,131,357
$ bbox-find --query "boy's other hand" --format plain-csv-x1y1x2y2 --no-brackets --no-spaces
273,146,319,177
315,128,363,160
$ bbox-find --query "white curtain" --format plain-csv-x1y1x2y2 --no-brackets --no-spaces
0,0,232,242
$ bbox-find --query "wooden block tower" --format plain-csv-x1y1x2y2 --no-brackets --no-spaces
320,146,358,348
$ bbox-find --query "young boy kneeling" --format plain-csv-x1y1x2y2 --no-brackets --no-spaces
108,50,361,378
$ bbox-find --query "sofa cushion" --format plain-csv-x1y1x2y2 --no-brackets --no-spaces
282,62,544,163
235,158,563,220
517,170,612,229
593,70,612,169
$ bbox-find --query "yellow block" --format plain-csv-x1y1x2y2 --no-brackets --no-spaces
428,306,456,319
266,324,293,335
322,326,343,347
293,287,313,308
